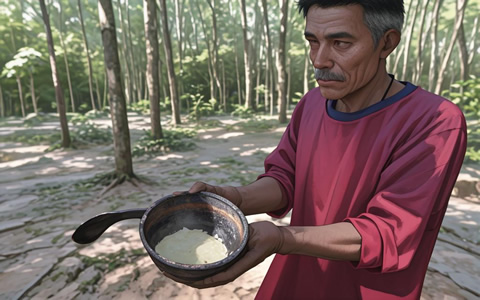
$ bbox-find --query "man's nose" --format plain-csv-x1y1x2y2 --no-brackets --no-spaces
312,46,333,70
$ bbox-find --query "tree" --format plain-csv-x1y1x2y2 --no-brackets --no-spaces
435,0,468,94
2,57,26,117
98,0,134,178
78,0,97,111
239,0,253,109
144,0,163,139
261,0,274,114
277,0,289,123
39,0,71,148
159,0,181,124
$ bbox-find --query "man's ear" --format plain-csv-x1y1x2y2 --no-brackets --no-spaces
380,29,401,59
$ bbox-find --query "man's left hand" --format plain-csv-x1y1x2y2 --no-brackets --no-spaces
164,221,284,289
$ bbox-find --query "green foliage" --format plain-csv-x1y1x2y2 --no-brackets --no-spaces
465,122,480,163
0,130,61,145
443,76,480,118
443,76,480,163
68,110,110,125
230,104,255,118
73,123,112,145
186,93,217,122
132,128,197,157
226,118,280,133
129,99,150,115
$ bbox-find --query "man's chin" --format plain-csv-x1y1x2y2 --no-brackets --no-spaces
317,86,344,100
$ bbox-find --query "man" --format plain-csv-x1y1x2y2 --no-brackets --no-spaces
175,1,467,298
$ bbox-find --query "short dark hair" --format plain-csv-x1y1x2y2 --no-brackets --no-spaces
297,0,404,46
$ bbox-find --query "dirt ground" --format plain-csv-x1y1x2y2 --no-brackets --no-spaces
0,114,479,300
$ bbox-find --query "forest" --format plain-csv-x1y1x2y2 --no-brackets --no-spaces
1,0,480,173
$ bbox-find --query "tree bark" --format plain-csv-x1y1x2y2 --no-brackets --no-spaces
207,0,224,107
261,0,274,113
117,1,133,104
16,75,26,118
428,0,444,91
98,0,134,176
239,0,253,109
174,0,184,97
0,84,5,118
39,0,71,148
126,0,142,102
434,0,468,94
78,0,97,111
29,70,38,114
413,0,430,84
59,32,75,112
144,0,163,139
401,0,420,80
228,1,243,106
159,0,181,125
457,22,469,84
277,0,289,123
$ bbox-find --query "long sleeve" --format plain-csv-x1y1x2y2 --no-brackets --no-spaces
346,112,467,272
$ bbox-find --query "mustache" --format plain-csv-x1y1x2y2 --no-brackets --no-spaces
314,68,345,82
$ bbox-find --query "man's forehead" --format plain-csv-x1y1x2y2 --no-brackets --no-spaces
304,5,366,37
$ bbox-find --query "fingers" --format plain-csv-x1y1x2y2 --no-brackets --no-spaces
172,181,214,196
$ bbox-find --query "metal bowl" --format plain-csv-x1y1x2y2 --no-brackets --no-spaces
139,192,249,282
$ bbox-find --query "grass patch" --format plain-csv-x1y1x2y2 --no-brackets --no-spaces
225,118,279,133
132,128,197,157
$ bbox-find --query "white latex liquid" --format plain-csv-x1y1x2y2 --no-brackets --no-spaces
155,228,228,264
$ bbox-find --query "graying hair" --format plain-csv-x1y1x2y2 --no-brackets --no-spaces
297,1,405,47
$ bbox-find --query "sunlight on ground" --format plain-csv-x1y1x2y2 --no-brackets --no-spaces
60,157,96,169
217,132,244,139
0,156,42,168
153,154,184,161
240,146,276,157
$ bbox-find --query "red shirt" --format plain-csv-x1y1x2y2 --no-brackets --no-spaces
256,83,467,299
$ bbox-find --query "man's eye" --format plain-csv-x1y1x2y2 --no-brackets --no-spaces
307,40,319,47
334,41,350,49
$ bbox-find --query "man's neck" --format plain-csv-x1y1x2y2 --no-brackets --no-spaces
335,73,402,113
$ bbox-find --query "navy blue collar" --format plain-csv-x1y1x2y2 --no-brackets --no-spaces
327,81,417,122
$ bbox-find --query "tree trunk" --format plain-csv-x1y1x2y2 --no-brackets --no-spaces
239,0,253,109
457,22,469,85
29,70,38,114
126,0,141,102
401,0,420,80
117,1,133,104
413,0,430,84
428,0,444,91
207,0,223,107
144,0,163,139
174,0,184,97
277,0,289,123
98,0,134,176
16,75,26,118
434,0,468,95
159,0,181,125
40,0,71,148
78,0,97,111
0,84,5,118
95,76,102,110
261,0,274,112
59,32,75,112
194,0,215,103
467,16,478,68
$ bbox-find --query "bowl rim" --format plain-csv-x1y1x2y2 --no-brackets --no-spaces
139,191,249,271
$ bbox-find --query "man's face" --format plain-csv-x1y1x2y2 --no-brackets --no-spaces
305,5,384,100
